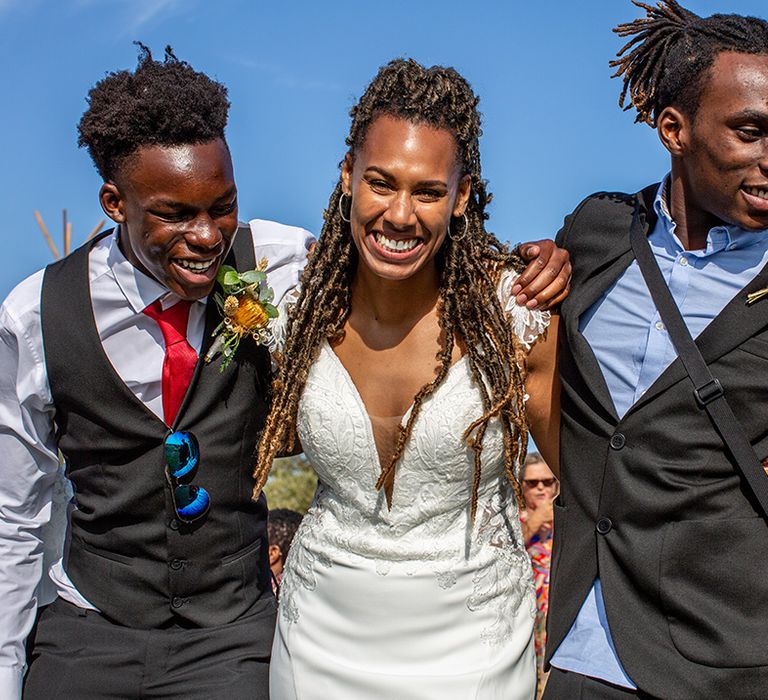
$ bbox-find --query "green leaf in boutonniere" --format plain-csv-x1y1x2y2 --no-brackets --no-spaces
204,257,279,372
239,269,267,285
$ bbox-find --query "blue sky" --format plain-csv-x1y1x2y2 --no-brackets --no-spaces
1,0,766,299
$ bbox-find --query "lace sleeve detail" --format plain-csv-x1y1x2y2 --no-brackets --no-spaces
270,284,301,354
497,269,550,351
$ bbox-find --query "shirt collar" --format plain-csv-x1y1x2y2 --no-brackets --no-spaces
653,174,768,256
106,228,207,313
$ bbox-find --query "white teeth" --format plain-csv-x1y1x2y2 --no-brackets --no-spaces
375,233,419,253
176,259,214,272
745,186,768,200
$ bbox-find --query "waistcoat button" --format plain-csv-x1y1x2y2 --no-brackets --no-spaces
596,517,613,535
171,596,184,609
609,433,626,450
169,559,184,571
168,518,180,531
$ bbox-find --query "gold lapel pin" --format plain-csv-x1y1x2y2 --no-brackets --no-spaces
746,288,768,305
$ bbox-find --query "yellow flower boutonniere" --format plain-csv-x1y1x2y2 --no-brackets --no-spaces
204,257,279,371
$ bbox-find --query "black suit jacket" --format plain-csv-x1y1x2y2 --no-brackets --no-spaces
547,185,768,698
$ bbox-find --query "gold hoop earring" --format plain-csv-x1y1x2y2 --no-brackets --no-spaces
449,212,469,241
339,192,352,223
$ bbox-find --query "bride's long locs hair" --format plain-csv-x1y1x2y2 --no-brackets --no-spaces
252,58,530,518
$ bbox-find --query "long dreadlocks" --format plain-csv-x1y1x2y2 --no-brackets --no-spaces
611,0,768,126
253,58,530,518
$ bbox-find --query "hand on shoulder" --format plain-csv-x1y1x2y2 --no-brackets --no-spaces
510,239,571,311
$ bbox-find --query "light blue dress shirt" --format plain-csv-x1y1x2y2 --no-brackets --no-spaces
549,178,768,688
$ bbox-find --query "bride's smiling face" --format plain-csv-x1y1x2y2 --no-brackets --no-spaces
341,114,471,283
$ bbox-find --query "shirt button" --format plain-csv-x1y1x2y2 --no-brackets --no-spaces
655,321,665,331
171,596,184,609
679,257,689,266
168,519,180,531
596,517,613,535
610,433,626,450
169,559,184,571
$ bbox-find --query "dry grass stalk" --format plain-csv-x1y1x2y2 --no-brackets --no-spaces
35,210,106,260
34,210,61,260
86,219,106,241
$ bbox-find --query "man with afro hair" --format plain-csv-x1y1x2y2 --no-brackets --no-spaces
0,44,313,699
0,44,568,699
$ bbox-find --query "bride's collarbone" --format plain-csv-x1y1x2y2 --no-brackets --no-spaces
331,321,464,420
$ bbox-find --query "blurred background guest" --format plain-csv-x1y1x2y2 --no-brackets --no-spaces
267,509,303,597
520,452,559,686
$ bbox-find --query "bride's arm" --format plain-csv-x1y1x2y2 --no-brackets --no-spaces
524,314,560,478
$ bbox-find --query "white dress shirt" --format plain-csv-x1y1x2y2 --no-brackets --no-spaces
0,219,311,699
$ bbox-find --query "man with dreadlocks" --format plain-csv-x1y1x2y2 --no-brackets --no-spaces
545,2,768,698
254,58,562,699
0,45,315,698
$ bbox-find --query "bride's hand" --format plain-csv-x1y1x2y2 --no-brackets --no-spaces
512,239,571,310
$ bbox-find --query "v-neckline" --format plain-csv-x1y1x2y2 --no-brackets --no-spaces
322,338,469,477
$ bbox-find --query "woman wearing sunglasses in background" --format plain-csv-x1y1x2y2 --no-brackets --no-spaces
253,59,565,699
520,452,559,690
521,453,559,548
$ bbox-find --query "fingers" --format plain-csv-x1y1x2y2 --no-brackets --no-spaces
512,240,572,309
511,240,553,295
528,261,572,311
518,243,541,260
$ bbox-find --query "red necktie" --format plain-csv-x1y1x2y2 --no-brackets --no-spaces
143,299,198,425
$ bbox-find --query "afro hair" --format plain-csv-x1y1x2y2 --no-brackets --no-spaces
77,43,230,180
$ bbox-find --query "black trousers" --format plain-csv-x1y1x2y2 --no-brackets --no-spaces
542,667,656,700
24,597,276,699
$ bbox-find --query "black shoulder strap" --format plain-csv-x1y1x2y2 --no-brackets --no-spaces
629,207,768,520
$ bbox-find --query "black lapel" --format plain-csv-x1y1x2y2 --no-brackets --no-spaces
696,262,768,359
563,185,659,422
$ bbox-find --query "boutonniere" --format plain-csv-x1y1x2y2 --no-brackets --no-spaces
746,287,768,306
204,258,279,371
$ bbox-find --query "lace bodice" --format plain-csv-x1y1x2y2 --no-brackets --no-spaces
273,270,550,644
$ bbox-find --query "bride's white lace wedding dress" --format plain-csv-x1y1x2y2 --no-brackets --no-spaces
269,271,549,700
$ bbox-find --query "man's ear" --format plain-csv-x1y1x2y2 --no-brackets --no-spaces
99,182,126,223
657,106,689,157
268,544,282,567
340,153,353,196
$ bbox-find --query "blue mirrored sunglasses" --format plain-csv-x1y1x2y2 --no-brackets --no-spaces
164,431,210,523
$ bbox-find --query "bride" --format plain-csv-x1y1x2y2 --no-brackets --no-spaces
255,59,562,699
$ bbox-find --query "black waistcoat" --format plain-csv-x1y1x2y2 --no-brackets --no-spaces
41,226,273,628
548,187,768,698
